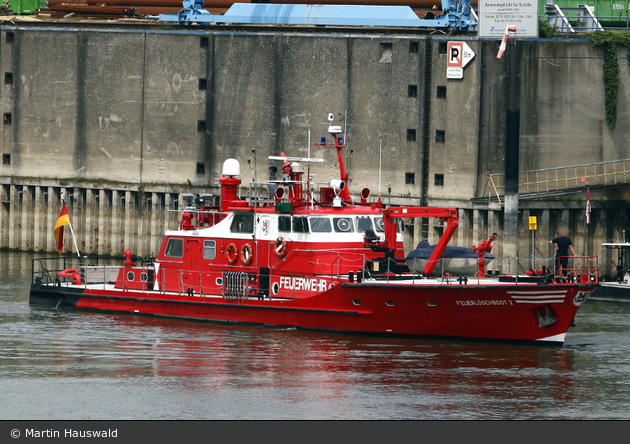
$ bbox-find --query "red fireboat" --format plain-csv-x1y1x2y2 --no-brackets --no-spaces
29,115,598,344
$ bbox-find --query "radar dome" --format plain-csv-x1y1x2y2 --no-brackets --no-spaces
222,159,240,176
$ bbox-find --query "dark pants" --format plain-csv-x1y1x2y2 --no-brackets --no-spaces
555,255,568,276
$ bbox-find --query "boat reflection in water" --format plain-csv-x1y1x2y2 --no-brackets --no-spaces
127,318,583,414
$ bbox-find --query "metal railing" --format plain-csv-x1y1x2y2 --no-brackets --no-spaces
31,256,127,286
484,158,630,202
541,13,630,35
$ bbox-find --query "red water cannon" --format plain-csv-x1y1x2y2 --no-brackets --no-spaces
281,153,292,175
124,249,136,267
180,211,195,230
57,268,82,285
471,233,497,277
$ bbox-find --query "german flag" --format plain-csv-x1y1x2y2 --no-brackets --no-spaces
54,204,70,254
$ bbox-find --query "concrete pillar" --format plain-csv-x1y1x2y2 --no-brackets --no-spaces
488,209,499,235
539,209,551,269
472,209,482,246
585,205,595,260
97,189,110,255
33,186,44,252
456,208,472,248
520,208,531,270
426,217,436,245
9,185,19,250
167,193,179,233
137,192,148,256
136,192,146,257
595,208,610,278
0,185,8,247
124,191,135,255
503,194,518,275
85,188,97,254
574,207,587,257
150,192,162,257
487,210,501,273
407,218,418,252
72,187,83,256
111,190,123,256
20,186,34,251
559,209,570,233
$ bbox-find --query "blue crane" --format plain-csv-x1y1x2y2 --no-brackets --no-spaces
152,0,477,31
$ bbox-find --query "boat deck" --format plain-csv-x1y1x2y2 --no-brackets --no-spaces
43,273,593,293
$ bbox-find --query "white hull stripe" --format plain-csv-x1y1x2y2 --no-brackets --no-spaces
536,333,566,343
511,299,566,304
508,290,568,304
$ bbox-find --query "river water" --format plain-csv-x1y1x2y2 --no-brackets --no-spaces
1,251,630,421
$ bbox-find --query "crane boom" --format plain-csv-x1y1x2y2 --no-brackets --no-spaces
384,206,459,276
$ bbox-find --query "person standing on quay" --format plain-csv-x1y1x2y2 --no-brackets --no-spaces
549,229,576,277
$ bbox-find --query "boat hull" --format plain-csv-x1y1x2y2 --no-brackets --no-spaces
589,282,630,302
29,281,595,344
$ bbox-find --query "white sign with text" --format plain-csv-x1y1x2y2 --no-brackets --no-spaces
478,0,539,38
447,41,476,79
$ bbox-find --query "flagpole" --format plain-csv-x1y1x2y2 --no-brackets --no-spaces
584,182,591,263
61,192,81,258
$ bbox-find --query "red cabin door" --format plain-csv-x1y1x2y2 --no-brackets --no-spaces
183,239,203,292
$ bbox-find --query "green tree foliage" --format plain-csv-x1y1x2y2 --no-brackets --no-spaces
589,31,630,129
539,20,558,39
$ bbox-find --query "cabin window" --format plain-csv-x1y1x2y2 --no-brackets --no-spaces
374,217,385,232
356,217,373,233
230,212,254,233
278,216,291,232
164,238,183,258
310,217,332,233
203,240,216,259
333,217,353,233
292,217,309,233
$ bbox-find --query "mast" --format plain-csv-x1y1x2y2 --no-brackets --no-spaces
314,113,352,203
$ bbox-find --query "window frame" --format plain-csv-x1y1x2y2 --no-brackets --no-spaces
203,240,216,260
309,216,332,233
164,238,184,258
230,212,254,234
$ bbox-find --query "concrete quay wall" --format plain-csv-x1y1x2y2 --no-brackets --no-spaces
0,179,626,278
0,26,629,276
